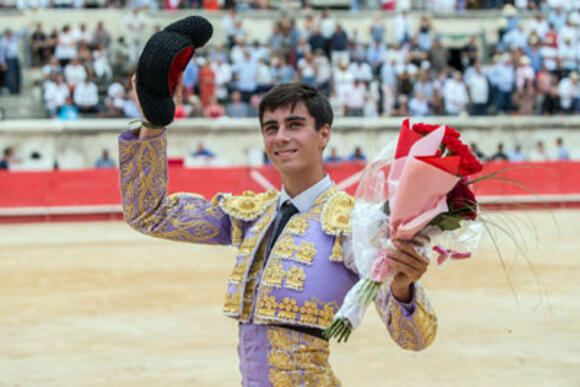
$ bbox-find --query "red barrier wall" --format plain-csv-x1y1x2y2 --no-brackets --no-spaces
1,161,579,209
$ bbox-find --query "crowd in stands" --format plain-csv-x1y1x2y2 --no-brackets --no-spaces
0,4,579,121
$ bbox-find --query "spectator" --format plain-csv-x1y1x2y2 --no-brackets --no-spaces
73,23,91,46
466,62,489,115
198,57,216,106
529,141,550,161
297,52,316,85
93,45,113,84
30,23,49,67
58,96,79,120
124,8,147,64
73,74,99,114
329,24,349,68
0,28,23,94
369,11,385,43
313,49,331,96
64,57,87,88
324,147,343,163
349,57,373,83
54,25,77,67
249,40,268,63
556,137,570,160
123,89,141,119
95,149,116,168
542,78,561,115
380,55,398,116
493,54,515,113
333,59,354,106
525,36,543,74
0,147,14,170
518,78,537,115
548,6,567,32
344,79,366,117
490,143,509,161
527,12,549,39
42,56,62,80
443,71,469,115
417,16,434,52
470,142,487,162
272,55,295,84
392,94,410,117
558,37,576,72
429,38,449,77
212,56,232,103
233,51,258,101
204,96,226,118
394,10,412,46
363,90,379,117
409,90,430,117
192,142,216,158
558,72,580,113
515,56,535,91
319,9,336,46
540,36,558,72
366,39,386,75
308,26,327,57
348,146,367,161
44,74,69,117
182,57,199,99
92,21,112,51
502,24,527,51
226,90,249,118
508,144,527,162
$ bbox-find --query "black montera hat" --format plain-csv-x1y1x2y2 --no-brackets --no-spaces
136,16,213,127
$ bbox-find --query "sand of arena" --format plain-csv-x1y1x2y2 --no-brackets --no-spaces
0,210,579,386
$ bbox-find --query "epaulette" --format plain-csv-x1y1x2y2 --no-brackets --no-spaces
217,190,279,221
321,191,355,261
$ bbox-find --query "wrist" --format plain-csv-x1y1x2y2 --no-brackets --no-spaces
390,280,413,303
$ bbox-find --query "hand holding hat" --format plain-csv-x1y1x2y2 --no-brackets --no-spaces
135,15,213,127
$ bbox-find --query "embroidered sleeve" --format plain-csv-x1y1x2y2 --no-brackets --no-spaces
118,129,232,245
374,282,437,351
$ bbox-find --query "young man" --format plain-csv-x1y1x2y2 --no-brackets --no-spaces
119,80,436,385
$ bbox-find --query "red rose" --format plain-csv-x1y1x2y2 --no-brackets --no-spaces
447,178,478,220
412,123,440,135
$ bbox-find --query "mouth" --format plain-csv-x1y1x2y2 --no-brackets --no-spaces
274,149,298,158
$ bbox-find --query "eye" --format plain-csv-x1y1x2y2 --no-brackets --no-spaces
264,126,277,133
289,122,302,129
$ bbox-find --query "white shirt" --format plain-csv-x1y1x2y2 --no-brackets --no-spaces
344,83,366,109
348,62,373,82
73,81,99,106
44,81,69,109
279,175,332,213
443,79,469,114
467,73,489,104
64,63,87,86
320,17,336,39
558,78,580,109
55,31,76,60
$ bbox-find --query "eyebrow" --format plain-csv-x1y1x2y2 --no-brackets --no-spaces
262,116,306,127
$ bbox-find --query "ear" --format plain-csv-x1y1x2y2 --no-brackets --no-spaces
318,123,331,150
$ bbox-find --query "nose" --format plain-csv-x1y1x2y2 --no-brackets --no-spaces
273,125,291,142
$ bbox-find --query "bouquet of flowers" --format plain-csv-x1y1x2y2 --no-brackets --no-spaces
323,119,485,342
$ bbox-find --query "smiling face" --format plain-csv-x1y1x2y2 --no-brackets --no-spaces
261,102,330,183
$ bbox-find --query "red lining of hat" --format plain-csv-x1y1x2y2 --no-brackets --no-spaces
169,46,194,95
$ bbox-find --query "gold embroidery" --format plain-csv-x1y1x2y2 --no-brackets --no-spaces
223,290,241,315
239,233,260,256
231,219,243,247
294,241,316,265
255,288,340,329
240,236,269,321
272,234,295,259
219,190,279,221
267,326,340,387
285,265,306,291
263,262,285,288
321,191,354,236
329,235,343,262
286,216,309,236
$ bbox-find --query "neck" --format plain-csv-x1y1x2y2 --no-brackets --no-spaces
281,168,325,198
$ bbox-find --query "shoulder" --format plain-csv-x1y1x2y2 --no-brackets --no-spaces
320,190,355,236
217,190,279,221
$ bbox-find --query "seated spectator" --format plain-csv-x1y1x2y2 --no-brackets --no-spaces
348,146,367,162
123,90,141,119
93,45,112,85
204,96,226,119
256,58,273,93
95,149,115,168
508,144,527,162
313,49,331,96
64,57,87,89
298,52,316,86
73,74,99,114
211,56,232,103
409,90,430,117
44,74,69,117
558,72,579,113
192,142,216,158
30,23,49,67
363,90,378,117
517,78,536,115
558,37,576,73
556,137,570,160
42,56,62,81
490,143,509,161
0,147,14,170
529,141,550,161
226,90,249,118
349,57,373,83
54,25,77,67
198,57,216,107
58,97,79,120
392,94,410,117
92,21,112,52
324,147,343,163
272,55,296,84
470,143,487,162
344,79,366,117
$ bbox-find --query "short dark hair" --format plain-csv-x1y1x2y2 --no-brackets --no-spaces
259,83,333,131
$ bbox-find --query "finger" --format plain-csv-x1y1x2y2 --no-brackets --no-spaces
387,246,428,271
391,241,429,265
388,258,422,280
388,251,426,274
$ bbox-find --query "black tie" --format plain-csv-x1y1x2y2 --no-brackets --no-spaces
267,201,298,255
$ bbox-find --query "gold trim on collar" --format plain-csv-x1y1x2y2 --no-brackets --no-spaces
321,191,354,236
219,190,279,221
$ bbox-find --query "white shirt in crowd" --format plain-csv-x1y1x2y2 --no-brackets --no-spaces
55,31,77,60
44,81,69,110
344,82,366,109
348,61,373,82
394,14,412,44
64,63,87,86
314,54,331,84
333,67,354,103
516,65,535,90
211,61,233,101
74,81,99,107
256,61,273,86
443,78,469,115
527,18,549,39
559,42,577,70
93,51,112,80
297,58,316,80
558,78,580,110
73,28,91,45
541,45,558,71
320,17,336,39
409,95,430,117
466,72,489,104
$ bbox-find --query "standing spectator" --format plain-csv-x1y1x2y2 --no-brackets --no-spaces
348,146,367,161
308,26,327,57
490,143,509,161
366,39,386,75
267,24,284,56
313,49,331,96
73,23,91,47
363,89,379,117
333,59,354,105
222,8,239,48
303,12,318,40
329,24,349,68
540,36,558,72
516,56,535,91
493,54,515,113
43,74,69,117
558,72,580,113
0,28,23,94
529,141,550,161
429,39,449,77
466,62,489,115
508,144,527,162
558,37,577,73
525,36,543,74
256,58,273,93
527,12,549,40
124,8,147,64
409,90,430,117
93,45,112,85
233,51,258,102
319,8,336,49
92,21,112,51
417,16,434,52
73,74,99,114
0,147,14,170
225,90,249,118
54,25,77,67
414,70,435,102
182,57,199,99
95,149,116,168
556,137,570,160
369,11,385,43
212,56,232,103
380,55,397,116
394,10,413,46
443,71,469,115
198,57,216,107
64,57,87,88
343,79,366,117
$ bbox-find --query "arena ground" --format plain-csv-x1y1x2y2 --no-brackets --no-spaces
0,210,579,386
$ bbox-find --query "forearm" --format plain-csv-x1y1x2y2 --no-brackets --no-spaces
374,282,437,351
